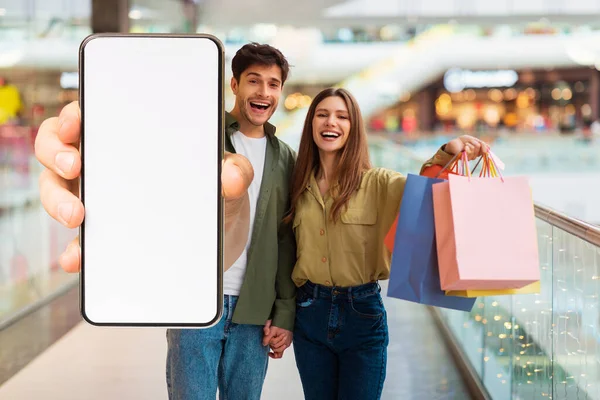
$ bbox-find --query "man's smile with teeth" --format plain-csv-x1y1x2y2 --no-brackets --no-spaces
250,101,270,110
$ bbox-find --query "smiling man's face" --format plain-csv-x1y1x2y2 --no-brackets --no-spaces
231,64,283,127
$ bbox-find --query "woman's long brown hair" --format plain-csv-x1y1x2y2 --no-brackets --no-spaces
283,88,371,224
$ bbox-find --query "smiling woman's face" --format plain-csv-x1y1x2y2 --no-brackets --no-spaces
311,95,351,154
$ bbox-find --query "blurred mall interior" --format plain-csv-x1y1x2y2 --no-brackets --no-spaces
2,0,600,399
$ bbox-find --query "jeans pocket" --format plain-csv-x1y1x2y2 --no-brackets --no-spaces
296,289,316,309
349,293,384,319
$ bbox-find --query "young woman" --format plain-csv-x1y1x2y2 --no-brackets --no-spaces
284,87,485,400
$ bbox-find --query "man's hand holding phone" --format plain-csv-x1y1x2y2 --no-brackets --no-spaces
35,101,254,274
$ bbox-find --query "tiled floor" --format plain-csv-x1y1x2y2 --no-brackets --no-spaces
0,286,81,385
0,281,472,399
383,297,470,399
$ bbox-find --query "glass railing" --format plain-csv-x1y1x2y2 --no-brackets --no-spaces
436,207,600,400
0,125,77,329
369,138,600,400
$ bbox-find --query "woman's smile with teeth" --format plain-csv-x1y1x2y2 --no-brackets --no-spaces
321,131,340,138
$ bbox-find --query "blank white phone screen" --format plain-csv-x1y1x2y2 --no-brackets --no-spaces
80,35,222,326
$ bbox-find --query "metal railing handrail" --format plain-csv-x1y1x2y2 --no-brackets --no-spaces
534,203,600,247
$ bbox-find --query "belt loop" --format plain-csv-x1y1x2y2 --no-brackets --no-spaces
313,284,318,299
348,286,353,300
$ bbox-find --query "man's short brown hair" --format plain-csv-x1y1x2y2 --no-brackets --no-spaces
231,42,290,85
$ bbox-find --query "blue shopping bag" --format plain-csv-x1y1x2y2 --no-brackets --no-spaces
387,174,476,312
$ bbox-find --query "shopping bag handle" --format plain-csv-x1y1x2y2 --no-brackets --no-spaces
470,142,491,175
435,150,471,179
436,152,456,178
472,149,505,182
436,144,504,183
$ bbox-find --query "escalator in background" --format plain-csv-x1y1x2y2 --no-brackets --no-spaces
275,25,600,149
274,25,459,149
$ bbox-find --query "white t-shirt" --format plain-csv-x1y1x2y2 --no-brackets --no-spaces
223,130,267,296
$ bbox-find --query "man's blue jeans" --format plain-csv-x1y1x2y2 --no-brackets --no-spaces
293,281,389,400
166,295,269,400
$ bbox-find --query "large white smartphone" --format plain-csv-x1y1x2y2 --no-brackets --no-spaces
79,34,224,327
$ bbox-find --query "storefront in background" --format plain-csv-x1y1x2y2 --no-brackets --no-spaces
0,69,78,127
369,67,600,137
0,68,78,324
368,92,421,136
0,68,78,193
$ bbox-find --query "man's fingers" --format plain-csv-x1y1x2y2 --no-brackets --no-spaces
263,331,277,346
263,319,272,332
59,236,81,273
57,101,81,144
262,326,278,346
262,320,274,346
222,152,253,199
35,117,81,180
39,169,85,229
263,320,272,338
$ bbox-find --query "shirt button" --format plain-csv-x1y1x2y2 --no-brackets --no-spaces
320,229,325,236
326,280,331,285
322,257,327,263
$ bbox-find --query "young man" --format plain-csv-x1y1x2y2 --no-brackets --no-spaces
34,42,297,400
165,43,297,399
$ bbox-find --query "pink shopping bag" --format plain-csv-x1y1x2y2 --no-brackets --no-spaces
432,160,540,291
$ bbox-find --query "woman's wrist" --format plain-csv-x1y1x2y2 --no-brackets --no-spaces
442,143,454,155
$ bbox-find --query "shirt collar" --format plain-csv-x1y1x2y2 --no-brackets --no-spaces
305,167,368,194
